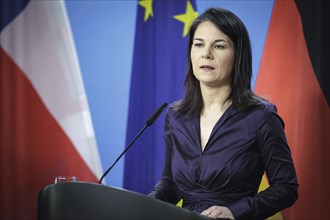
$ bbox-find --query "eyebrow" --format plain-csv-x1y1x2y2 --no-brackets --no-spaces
193,38,227,43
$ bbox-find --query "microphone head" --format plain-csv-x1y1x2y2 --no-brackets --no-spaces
145,102,168,126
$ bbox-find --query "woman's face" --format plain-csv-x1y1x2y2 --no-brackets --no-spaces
190,21,235,88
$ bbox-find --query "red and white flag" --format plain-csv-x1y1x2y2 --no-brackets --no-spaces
0,1,102,219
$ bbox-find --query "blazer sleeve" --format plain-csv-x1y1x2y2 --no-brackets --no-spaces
148,111,181,204
227,104,298,220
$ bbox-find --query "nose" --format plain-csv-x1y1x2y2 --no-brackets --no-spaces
201,46,213,59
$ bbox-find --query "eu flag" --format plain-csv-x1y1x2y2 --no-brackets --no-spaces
124,0,198,194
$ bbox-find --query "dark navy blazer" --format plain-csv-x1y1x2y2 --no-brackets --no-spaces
150,101,298,220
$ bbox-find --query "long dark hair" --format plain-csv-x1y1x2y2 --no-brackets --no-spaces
174,8,263,115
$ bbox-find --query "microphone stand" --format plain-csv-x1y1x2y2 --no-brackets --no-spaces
98,102,168,184
98,124,148,184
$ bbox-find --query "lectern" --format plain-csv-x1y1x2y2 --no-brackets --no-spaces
37,182,211,220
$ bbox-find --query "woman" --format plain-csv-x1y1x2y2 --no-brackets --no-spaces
149,8,298,220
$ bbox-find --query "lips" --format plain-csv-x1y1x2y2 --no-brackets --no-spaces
200,65,215,70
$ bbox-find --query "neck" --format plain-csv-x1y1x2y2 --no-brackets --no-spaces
200,84,232,112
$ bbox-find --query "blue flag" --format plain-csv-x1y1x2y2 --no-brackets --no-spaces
124,0,198,194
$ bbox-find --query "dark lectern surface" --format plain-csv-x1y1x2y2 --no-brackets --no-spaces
38,182,213,220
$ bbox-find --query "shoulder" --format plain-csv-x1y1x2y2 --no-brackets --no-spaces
237,100,284,128
253,100,285,130
256,100,277,114
167,101,185,117
165,101,195,124
241,99,277,115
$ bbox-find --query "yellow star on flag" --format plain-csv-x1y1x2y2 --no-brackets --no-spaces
173,0,198,37
139,0,154,22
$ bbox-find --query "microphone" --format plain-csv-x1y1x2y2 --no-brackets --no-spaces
98,102,168,184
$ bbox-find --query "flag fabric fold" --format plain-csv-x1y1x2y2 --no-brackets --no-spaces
0,1,102,219
255,1,330,219
124,0,198,194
